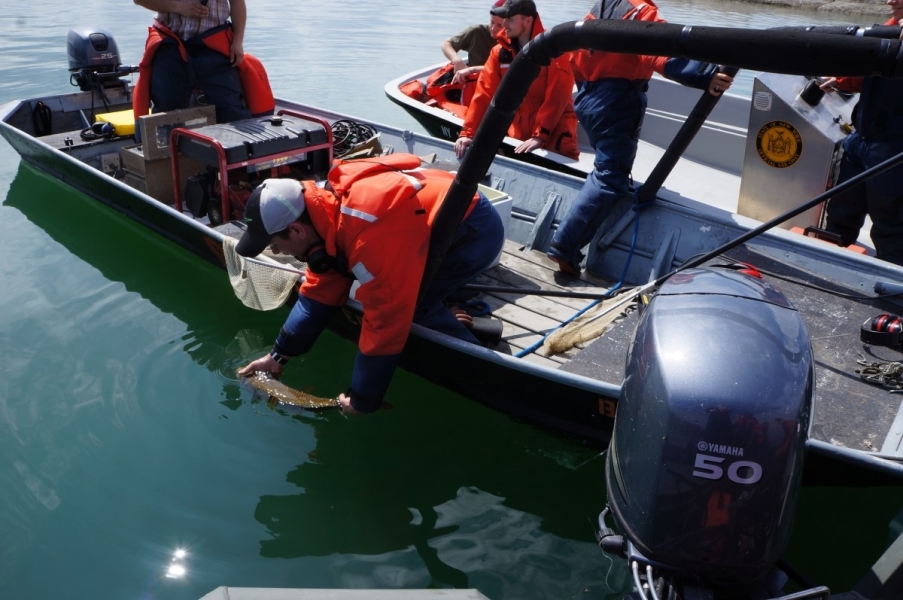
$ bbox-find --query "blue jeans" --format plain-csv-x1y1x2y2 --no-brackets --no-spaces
549,79,647,266
414,193,505,344
825,131,903,265
150,37,251,123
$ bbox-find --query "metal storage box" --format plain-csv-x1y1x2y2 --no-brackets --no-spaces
737,73,857,230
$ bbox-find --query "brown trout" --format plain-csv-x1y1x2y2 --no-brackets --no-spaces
241,370,340,410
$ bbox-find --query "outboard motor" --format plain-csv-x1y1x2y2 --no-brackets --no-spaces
67,28,136,91
602,267,814,599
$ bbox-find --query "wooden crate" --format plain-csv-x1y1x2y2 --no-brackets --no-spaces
120,144,207,205
137,105,216,160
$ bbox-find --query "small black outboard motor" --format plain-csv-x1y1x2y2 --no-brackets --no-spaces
602,267,814,599
67,28,136,91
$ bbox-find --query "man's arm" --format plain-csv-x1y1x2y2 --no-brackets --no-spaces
441,39,467,73
133,0,208,18
229,0,246,65
521,57,574,154
456,49,501,157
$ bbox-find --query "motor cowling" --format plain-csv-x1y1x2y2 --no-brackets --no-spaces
66,28,123,90
607,267,813,584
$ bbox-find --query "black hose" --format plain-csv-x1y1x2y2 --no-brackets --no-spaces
771,24,903,40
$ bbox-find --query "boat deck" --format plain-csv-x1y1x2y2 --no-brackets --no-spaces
474,240,623,369
487,239,903,461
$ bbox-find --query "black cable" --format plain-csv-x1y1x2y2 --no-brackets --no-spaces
79,122,114,141
331,119,377,157
709,258,903,302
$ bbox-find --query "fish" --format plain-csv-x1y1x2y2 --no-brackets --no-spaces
240,370,340,410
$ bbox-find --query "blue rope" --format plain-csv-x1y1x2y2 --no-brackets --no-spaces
514,204,643,358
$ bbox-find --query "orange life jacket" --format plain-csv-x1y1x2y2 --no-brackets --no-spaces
132,21,275,122
299,154,480,356
399,62,478,119
570,0,666,83
460,13,579,159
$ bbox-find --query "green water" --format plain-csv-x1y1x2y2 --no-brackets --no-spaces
1,1,900,598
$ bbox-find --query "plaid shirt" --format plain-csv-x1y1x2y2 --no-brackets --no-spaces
157,0,231,40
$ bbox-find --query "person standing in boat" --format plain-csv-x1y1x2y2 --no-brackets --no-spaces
454,0,580,160
132,0,260,124
440,2,506,84
820,0,903,266
235,155,504,415
545,0,734,276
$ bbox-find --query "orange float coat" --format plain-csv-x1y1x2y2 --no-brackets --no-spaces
132,20,274,122
460,14,579,159
298,154,480,358
570,0,671,83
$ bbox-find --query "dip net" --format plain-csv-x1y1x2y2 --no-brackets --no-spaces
222,236,304,311
542,296,637,356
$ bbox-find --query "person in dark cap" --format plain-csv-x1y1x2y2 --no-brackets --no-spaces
235,154,504,415
455,0,579,160
490,0,537,19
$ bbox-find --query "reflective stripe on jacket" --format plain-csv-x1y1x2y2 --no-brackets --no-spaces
299,154,480,357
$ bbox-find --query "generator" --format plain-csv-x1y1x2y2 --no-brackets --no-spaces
173,113,333,224
737,73,857,231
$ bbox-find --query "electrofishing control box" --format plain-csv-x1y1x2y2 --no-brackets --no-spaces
738,72,857,230
176,114,331,174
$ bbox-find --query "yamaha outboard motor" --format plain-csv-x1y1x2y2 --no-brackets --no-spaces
602,267,814,599
67,28,136,91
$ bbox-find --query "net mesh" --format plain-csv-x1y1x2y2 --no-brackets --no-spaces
223,236,303,311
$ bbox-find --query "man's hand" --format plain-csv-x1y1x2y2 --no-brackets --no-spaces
452,66,481,84
708,72,733,96
819,77,839,92
337,393,363,415
455,136,472,158
231,39,244,66
237,354,283,378
514,137,542,154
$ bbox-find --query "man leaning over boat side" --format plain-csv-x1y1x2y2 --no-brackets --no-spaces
454,0,581,160
819,0,903,266
235,155,505,415
441,1,507,85
132,0,256,124
545,0,734,277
